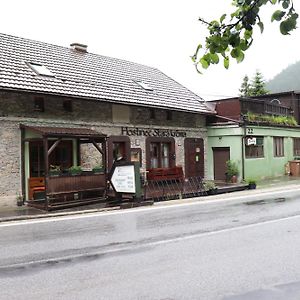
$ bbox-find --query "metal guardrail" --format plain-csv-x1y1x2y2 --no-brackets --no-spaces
144,176,207,202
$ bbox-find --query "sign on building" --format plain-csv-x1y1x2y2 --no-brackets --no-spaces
246,137,257,146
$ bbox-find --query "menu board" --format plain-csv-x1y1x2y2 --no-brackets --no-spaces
111,165,136,193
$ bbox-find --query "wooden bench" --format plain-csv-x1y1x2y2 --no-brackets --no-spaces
28,177,45,200
147,166,184,182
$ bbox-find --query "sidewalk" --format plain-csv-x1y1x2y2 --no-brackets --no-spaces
1,175,300,223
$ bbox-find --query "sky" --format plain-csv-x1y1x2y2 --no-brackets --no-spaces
1,0,300,100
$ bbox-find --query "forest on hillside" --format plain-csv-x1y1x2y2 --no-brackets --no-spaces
267,61,300,93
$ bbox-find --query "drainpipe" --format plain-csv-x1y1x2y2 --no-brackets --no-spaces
241,116,246,181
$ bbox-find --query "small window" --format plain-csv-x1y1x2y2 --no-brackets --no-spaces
27,62,54,77
166,111,172,121
245,136,264,158
63,100,73,112
34,97,44,112
131,148,142,167
274,137,284,157
134,80,153,91
294,138,300,156
150,108,155,119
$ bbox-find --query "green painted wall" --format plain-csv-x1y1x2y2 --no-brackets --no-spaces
207,124,300,181
207,125,243,181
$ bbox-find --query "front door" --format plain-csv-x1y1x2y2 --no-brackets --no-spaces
213,147,230,181
184,138,204,178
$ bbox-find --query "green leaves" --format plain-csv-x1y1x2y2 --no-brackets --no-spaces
200,57,209,69
279,13,298,35
271,10,286,22
224,56,229,69
194,0,298,72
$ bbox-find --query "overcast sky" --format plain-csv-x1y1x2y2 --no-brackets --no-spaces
1,0,300,100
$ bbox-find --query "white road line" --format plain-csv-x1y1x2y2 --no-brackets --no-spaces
2,213,300,270
2,186,300,227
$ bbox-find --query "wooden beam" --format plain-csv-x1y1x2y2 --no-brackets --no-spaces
43,137,49,210
92,140,103,155
47,138,62,156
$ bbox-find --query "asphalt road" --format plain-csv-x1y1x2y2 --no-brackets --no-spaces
1,187,300,299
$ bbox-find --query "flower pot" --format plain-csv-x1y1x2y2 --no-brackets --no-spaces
248,183,256,190
207,189,217,195
231,175,238,183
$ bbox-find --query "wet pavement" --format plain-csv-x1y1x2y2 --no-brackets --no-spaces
1,184,300,299
1,175,300,222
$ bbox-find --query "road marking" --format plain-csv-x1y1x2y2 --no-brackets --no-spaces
1,213,300,272
2,186,300,227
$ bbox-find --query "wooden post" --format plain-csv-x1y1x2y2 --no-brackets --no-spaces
43,137,49,210
20,127,25,203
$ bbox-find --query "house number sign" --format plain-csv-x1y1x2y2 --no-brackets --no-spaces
247,128,254,135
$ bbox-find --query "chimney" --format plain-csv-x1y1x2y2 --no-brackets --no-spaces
70,43,88,53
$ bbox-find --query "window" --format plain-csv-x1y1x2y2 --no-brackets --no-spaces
150,142,171,168
29,142,45,177
63,100,73,112
245,136,264,158
274,137,284,157
294,138,300,156
107,136,130,170
34,97,44,112
134,80,153,91
29,140,73,177
27,62,54,77
166,111,172,121
131,148,142,167
113,142,126,162
150,108,155,119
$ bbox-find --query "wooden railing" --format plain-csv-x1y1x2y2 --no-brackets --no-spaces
41,173,108,209
46,173,106,194
241,99,292,117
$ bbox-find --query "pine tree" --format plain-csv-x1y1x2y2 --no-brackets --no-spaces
249,70,269,96
239,75,251,97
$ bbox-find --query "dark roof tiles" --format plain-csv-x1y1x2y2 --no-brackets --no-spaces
0,33,213,114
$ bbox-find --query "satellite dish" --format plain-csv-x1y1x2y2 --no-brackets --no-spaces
270,98,281,105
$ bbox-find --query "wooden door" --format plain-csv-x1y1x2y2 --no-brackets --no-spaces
213,147,230,181
184,138,204,178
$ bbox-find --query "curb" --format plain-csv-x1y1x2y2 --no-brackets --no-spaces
0,206,120,224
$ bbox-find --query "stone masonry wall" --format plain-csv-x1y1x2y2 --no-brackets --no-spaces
0,91,208,207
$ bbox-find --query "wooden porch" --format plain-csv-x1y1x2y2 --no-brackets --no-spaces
21,125,108,210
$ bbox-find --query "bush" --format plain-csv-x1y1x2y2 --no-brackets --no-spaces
203,181,217,191
68,165,82,175
226,160,239,177
92,165,104,173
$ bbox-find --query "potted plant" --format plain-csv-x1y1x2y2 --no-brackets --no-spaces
92,165,104,174
225,160,239,183
247,179,257,190
49,165,61,176
16,192,23,206
68,165,83,176
203,181,218,195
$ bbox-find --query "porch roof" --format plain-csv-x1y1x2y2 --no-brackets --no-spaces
21,125,107,139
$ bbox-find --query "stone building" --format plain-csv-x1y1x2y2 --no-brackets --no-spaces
0,33,214,208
